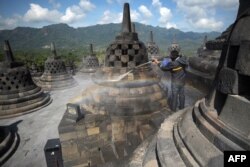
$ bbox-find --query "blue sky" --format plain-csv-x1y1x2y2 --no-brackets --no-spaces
0,0,239,32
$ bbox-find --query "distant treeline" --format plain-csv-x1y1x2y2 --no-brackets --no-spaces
0,48,106,69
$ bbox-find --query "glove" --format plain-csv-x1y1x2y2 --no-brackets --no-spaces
161,58,171,67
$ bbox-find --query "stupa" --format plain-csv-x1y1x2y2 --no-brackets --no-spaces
187,35,223,93
58,3,170,166
80,44,99,73
37,42,77,91
127,1,250,166
146,31,161,60
0,40,51,119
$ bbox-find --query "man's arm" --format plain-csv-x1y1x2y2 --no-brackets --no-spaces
152,58,174,71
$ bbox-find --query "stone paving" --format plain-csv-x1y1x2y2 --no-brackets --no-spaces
1,73,93,167
0,73,205,167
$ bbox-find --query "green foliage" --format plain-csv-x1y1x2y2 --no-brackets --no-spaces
59,49,83,68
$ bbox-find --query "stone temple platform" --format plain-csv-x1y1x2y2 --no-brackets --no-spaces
0,73,204,167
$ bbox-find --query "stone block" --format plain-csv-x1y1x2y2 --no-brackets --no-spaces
112,120,126,141
76,129,87,139
126,121,136,133
127,49,135,56
93,94,101,103
108,88,119,96
99,132,109,141
159,99,168,107
152,84,160,92
61,140,79,162
116,97,127,106
114,61,122,67
99,122,108,132
128,61,136,68
129,88,138,96
59,132,77,142
84,121,95,129
87,127,100,136
127,73,134,80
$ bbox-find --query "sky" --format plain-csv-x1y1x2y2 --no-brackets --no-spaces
0,0,239,32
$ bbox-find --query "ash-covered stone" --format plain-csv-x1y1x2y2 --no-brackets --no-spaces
0,40,51,118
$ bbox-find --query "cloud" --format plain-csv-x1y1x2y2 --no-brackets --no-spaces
152,0,175,29
48,0,61,9
79,0,96,11
166,22,177,29
130,10,140,22
173,0,232,31
23,3,88,24
175,0,238,9
23,3,62,23
158,7,172,25
190,18,223,31
0,15,20,30
0,0,97,29
61,0,95,23
139,5,152,18
61,5,86,23
152,0,162,8
98,10,122,24
98,9,140,24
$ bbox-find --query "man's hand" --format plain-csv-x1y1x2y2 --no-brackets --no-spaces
152,58,160,65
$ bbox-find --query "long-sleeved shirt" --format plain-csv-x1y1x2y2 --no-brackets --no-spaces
159,56,188,85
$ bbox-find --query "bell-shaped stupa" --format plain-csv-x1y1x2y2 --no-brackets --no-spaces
147,31,161,60
37,42,77,91
80,44,99,73
0,41,51,118
58,3,170,166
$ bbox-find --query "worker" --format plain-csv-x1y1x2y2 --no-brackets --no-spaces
152,46,188,111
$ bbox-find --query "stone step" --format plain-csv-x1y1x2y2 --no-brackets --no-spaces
0,128,19,165
156,109,188,167
175,108,223,166
0,94,51,118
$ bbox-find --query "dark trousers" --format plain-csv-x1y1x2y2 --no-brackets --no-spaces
171,83,185,111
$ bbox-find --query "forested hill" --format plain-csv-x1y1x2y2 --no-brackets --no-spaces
0,22,220,55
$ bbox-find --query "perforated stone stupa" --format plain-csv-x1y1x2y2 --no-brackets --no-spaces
0,41,51,119
146,31,161,60
37,42,77,91
58,3,170,167
80,44,99,73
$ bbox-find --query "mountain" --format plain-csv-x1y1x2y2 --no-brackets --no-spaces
0,23,220,56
